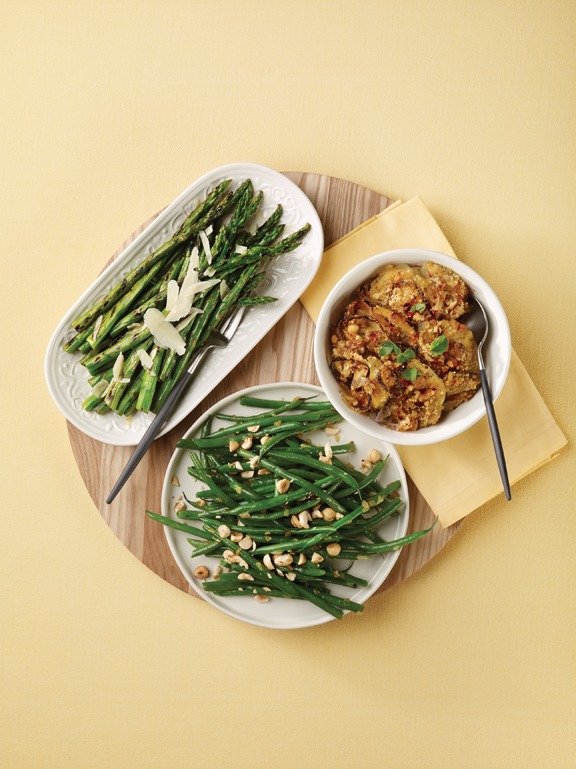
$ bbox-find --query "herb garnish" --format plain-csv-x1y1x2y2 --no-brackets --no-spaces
409,303,426,314
397,349,415,364
380,341,418,365
401,368,421,381
430,335,448,356
379,340,401,356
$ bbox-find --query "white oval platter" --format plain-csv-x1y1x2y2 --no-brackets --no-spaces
45,164,324,445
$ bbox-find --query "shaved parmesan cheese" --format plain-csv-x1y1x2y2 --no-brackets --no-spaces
235,245,247,254
204,267,216,277
113,353,125,381
219,280,230,300
165,262,199,322
183,278,221,298
127,323,143,332
91,380,108,398
190,246,199,270
136,348,154,370
93,314,103,341
165,280,179,311
182,264,199,293
199,229,212,265
144,308,186,356
205,225,213,236
175,308,203,332
150,348,158,361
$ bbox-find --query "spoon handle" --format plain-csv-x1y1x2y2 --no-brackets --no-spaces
105,344,213,505
479,368,511,500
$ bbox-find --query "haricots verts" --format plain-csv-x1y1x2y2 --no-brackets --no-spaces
146,398,437,619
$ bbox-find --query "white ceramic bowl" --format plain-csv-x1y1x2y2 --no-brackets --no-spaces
314,249,511,446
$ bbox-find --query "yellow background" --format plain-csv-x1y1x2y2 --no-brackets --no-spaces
2,1,574,767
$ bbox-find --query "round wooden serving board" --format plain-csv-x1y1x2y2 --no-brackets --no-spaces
68,172,462,599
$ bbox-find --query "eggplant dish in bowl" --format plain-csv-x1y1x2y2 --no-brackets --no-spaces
330,261,480,431
314,249,511,446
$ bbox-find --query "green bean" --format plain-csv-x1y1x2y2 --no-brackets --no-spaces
265,450,360,489
347,496,403,531
238,396,333,411
203,585,295,599
339,520,438,554
145,510,214,539
288,582,343,620
289,439,356,456
178,410,339,447
186,539,223,557
311,589,364,614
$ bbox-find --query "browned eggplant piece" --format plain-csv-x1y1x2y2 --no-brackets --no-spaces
370,305,419,348
366,263,427,315
417,318,480,404
330,356,389,413
416,261,470,319
442,390,478,412
387,359,446,430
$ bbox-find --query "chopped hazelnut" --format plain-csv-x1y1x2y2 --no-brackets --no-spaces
321,507,337,522
275,478,290,494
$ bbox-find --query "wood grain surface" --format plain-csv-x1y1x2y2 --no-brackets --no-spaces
67,172,462,599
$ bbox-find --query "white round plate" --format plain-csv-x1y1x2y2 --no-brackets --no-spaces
161,382,409,629
45,163,324,445
315,249,511,446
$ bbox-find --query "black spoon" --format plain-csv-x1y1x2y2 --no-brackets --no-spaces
464,295,511,500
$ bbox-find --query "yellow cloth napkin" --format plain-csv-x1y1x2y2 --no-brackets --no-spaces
301,196,567,528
